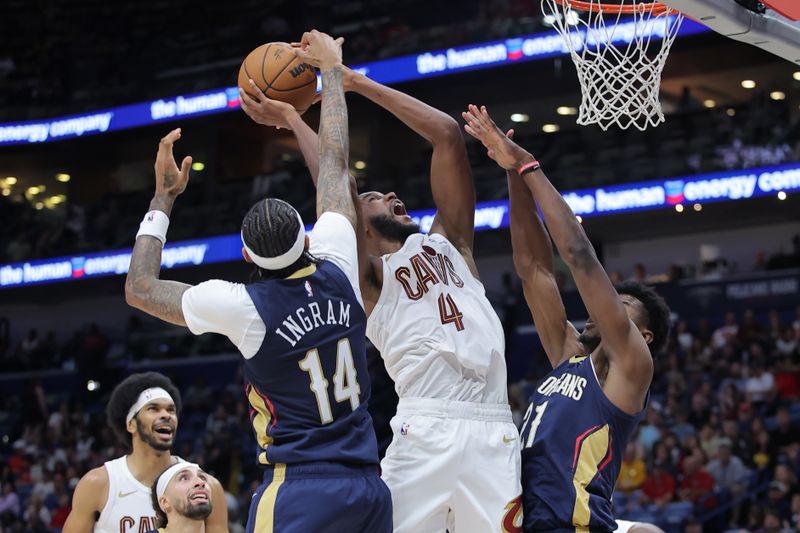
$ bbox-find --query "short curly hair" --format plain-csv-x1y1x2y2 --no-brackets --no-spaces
616,281,671,355
106,372,182,450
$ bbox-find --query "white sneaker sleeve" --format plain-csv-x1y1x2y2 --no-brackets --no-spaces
308,211,362,304
181,279,266,359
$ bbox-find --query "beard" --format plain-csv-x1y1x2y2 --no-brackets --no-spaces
179,499,212,520
369,214,420,243
578,332,601,354
135,418,173,452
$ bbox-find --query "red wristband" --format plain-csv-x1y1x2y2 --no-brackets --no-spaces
518,160,541,175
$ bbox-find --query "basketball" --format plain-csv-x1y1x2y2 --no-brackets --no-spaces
238,42,318,113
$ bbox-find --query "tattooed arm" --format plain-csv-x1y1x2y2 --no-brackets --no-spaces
124,128,194,326
295,30,356,228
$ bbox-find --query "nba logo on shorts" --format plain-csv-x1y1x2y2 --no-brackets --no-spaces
305,281,313,298
400,422,410,435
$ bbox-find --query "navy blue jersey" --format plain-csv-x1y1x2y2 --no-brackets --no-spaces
519,355,646,532
242,260,379,467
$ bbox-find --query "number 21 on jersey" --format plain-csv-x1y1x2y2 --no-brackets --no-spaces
520,401,548,448
298,337,361,424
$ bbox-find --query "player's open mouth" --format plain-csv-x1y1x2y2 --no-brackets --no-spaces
392,200,407,216
154,425,174,438
189,490,209,503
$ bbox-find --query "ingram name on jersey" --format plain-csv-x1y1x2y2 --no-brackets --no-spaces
243,260,378,466
519,355,646,532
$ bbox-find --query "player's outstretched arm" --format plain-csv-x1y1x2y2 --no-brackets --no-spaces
463,110,580,367
239,81,322,183
124,129,194,327
346,68,477,273
294,31,357,227
62,467,107,533
464,105,651,412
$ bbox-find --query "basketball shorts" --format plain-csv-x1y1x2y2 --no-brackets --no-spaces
245,462,392,533
381,397,523,533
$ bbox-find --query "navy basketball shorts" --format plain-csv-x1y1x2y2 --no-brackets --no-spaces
246,462,393,533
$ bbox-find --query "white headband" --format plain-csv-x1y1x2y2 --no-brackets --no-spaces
126,387,174,425
241,210,306,270
156,462,200,500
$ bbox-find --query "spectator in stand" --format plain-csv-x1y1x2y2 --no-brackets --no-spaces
739,309,765,346
638,409,662,453
773,463,797,495
773,407,799,452
618,442,648,494
721,419,750,459
50,493,71,529
767,310,783,342
763,481,792,524
745,361,777,413
712,312,739,349
679,454,716,509
638,465,676,511
706,439,749,521
631,263,647,282
18,328,41,364
24,494,51,532
674,320,694,353
776,328,798,357
77,323,109,380
790,493,800,531
0,481,21,523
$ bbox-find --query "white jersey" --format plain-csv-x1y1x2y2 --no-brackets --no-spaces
94,456,182,533
366,232,507,403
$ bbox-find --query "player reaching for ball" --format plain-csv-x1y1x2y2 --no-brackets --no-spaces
241,38,520,533
124,31,391,532
462,104,670,533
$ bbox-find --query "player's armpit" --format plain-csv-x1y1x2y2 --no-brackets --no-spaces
62,467,107,533
204,474,229,533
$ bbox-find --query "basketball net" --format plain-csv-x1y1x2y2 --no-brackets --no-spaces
542,0,684,130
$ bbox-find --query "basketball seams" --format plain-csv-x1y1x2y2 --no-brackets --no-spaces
266,46,301,89
260,43,273,89
267,77,317,92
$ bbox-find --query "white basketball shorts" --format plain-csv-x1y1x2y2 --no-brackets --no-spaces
380,397,523,533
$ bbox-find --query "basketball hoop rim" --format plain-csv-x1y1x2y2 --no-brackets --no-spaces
552,0,673,15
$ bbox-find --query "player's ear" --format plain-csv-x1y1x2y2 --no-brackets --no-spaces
127,417,136,435
159,496,171,514
640,327,654,345
242,247,253,263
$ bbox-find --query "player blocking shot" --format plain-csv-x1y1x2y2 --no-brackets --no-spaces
241,45,521,533
463,105,671,532
63,372,228,533
124,31,391,533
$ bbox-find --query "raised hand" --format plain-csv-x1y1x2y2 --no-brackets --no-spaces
292,30,344,71
462,104,529,171
154,128,192,198
239,79,299,130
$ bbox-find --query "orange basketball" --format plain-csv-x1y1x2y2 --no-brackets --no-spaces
238,43,317,114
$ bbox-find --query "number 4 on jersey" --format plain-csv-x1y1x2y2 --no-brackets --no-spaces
438,293,464,331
